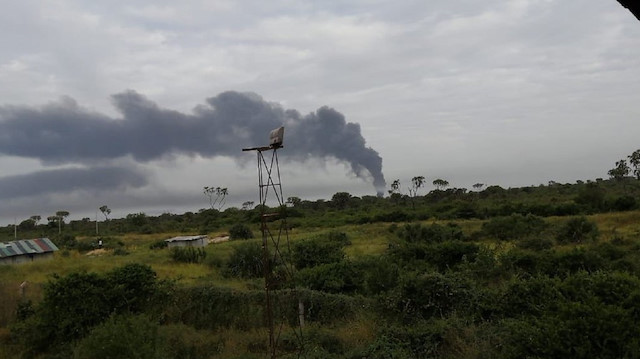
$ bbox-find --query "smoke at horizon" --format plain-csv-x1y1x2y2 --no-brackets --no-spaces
0,90,386,198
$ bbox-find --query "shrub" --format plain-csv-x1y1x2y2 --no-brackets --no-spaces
516,237,554,251
611,195,637,211
381,272,474,321
229,223,254,240
12,264,164,357
225,241,264,278
74,314,158,359
53,234,77,249
499,276,562,317
170,247,207,263
76,238,98,252
425,241,480,271
113,248,129,256
556,216,599,244
482,214,547,241
149,240,168,249
292,238,345,270
396,223,464,243
551,248,605,275
499,249,554,277
297,261,364,294
157,323,223,359
355,256,400,295
365,321,449,359
372,210,413,223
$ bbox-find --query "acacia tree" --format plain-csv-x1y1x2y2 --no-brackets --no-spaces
286,196,302,207
628,149,640,179
30,215,41,226
388,179,401,195
241,201,255,210
472,183,484,191
407,176,425,209
55,210,70,234
433,178,450,191
99,205,111,221
203,186,229,210
608,160,630,181
331,192,352,209
408,177,425,198
388,179,403,205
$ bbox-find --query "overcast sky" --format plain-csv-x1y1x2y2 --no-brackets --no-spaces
1,0,639,225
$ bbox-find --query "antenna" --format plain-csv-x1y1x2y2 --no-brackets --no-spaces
243,126,304,358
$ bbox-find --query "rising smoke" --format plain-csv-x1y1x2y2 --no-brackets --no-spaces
0,91,386,195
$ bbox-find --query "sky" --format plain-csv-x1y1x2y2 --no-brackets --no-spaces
1,0,639,225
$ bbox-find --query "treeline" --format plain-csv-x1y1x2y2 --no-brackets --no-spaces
3,177,640,242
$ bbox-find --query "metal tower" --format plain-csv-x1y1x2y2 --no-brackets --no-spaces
243,127,303,358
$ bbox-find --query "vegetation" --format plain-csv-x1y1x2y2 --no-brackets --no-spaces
4,165,640,357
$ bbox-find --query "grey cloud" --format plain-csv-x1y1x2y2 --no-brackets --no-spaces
0,91,386,193
0,165,147,200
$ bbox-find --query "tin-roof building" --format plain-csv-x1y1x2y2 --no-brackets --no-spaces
165,235,208,248
0,238,59,265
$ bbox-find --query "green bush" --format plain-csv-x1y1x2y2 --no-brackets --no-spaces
365,320,449,358
229,223,254,240
551,248,605,275
297,261,364,294
499,276,562,317
499,249,554,277
149,240,168,249
396,223,465,243
292,238,345,270
515,237,554,251
355,256,400,295
53,234,77,249
10,263,165,357
157,323,223,358
170,246,207,263
425,241,480,271
113,248,129,256
482,214,547,241
225,241,264,278
74,314,158,359
76,238,98,252
556,216,599,244
381,272,474,322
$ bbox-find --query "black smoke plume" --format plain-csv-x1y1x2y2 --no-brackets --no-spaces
0,91,386,194
0,166,147,200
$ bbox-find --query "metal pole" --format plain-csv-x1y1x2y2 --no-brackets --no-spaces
258,150,276,359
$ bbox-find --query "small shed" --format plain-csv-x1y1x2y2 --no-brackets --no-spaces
0,238,59,265
165,235,208,248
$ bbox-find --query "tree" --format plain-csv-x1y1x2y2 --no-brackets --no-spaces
388,179,401,195
99,205,111,220
433,178,449,191
203,186,228,210
331,192,352,209
18,219,36,231
628,149,640,179
55,210,69,234
30,215,41,226
472,183,484,191
608,159,630,181
286,196,302,207
241,201,255,210
408,176,425,198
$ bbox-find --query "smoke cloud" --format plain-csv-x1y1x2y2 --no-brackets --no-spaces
0,91,386,194
0,166,147,200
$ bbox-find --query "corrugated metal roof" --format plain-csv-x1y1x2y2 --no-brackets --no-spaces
165,235,207,243
0,238,58,258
